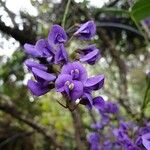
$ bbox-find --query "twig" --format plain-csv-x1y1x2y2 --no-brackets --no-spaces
62,0,71,28
0,131,34,148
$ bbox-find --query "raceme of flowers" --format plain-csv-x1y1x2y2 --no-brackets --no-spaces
87,100,150,150
24,21,104,109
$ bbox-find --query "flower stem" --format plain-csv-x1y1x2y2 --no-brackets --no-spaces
69,107,87,150
62,0,71,28
140,79,150,118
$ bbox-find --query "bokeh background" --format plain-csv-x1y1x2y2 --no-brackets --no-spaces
0,0,149,149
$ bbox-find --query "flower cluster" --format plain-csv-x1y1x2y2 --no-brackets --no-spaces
24,21,104,109
87,100,150,150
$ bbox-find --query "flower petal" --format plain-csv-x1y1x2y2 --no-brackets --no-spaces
27,80,50,96
80,49,100,64
55,74,72,92
74,21,96,40
84,74,105,90
61,62,87,82
55,44,68,64
32,68,56,82
25,60,47,71
142,133,150,150
24,43,40,57
70,81,83,100
93,96,105,109
35,39,54,57
48,25,67,45
80,92,93,109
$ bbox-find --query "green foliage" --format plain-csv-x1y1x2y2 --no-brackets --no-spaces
131,0,150,23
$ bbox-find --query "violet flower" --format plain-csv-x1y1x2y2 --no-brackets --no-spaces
24,39,54,62
79,45,101,65
24,21,104,110
48,24,67,44
24,25,68,65
74,21,96,40
87,132,100,150
55,61,104,103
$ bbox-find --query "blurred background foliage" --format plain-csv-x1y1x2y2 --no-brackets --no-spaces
0,0,149,149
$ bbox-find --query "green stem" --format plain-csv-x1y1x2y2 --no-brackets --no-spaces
97,8,130,15
130,13,149,45
62,0,71,28
141,79,150,116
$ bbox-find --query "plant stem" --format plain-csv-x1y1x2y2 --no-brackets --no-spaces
141,79,150,112
69,107,87,150
62,0,71,28
130,13,149,45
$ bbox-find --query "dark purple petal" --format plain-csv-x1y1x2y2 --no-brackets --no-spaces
70,80,83,100
80,44,97,53
93,96,105,109
32,67,56,82
55,74,72,92
84,74,105,90
25,60,47,71
55,44,68,64
74,21,96,40
61,62,87,82
80,49,100,65
80,92,93,109
48,25,67,45
105,102,119,114
27,80,50,96
35,39,54,58
24,43,40,57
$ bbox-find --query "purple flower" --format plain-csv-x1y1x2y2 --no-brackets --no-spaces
24,39,54,61
25,60,56,83
27,80,51,96
55,74,83,100
79,45,101,65
142,133,150,150
84,75,105,91
87,132,100,150
105,102,119,114
54,44,68,64
79,92,93,109
74,21,96,40
25,60,47,71
61,62,87,83
48,24,67,45
93,96,105,109
25,59,56,96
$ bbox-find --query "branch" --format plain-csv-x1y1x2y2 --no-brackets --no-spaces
0,131,34,148
69,107,88,150
0,94,61,148
0,20,36,45
98,28,135,116
0,0,16,27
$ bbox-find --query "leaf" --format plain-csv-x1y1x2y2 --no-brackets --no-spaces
131,0,150,23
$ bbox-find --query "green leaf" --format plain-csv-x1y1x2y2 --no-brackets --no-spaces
131,0,150,23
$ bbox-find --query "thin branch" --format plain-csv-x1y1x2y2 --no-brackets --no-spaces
0,20,36,45
62,0,71,28
96,22,143,37
69,107,87,150
0,94,61,148
0,132,34,148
